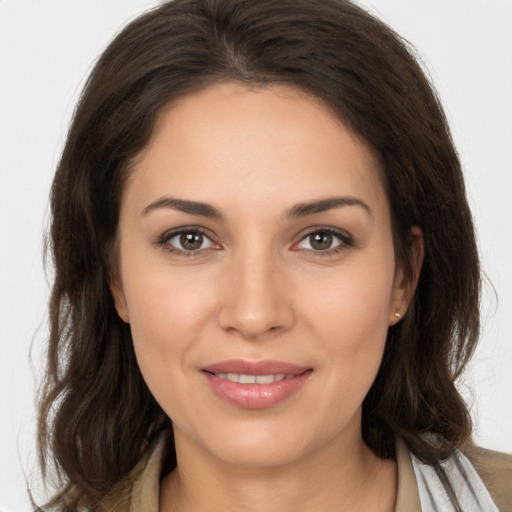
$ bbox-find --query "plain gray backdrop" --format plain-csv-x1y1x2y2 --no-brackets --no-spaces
1,1,511,510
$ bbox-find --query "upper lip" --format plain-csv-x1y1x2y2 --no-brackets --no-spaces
201,359,311,376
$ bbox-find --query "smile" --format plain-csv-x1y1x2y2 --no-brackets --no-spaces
212,373,292,384
201,360,313,409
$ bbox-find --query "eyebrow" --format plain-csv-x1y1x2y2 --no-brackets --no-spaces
285,196,373,219
141,195,372,219
142,197,224,219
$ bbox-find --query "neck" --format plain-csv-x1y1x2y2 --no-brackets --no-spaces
159,427,397,512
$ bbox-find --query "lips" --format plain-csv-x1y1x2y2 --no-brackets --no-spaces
212,373,289,384
201,359,312,409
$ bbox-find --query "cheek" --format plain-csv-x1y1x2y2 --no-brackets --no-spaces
127,272,214,340
305,259,395,339
120,254,219,387
301,258,395,399
122,269,220,425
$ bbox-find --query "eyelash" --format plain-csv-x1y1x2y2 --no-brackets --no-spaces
293,226,353,256
155,227,218,257
155,226,353,257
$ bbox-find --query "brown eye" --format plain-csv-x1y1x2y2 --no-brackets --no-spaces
295,228,352,253
309,232,333,250
180,231,204,251
162,229,216,254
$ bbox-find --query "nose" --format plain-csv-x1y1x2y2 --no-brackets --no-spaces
217,249,295,340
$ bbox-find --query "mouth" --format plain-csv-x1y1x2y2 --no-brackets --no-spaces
201,360,313,409
206,372,296,384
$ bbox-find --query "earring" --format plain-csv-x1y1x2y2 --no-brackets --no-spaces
394,307,402,320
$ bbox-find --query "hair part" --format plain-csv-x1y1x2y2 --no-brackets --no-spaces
37,0,480,509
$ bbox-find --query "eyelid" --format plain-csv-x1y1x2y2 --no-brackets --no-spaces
154,225,353,257
291,226,353,253
156,226,221,255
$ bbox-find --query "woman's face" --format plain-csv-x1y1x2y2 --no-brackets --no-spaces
112,83,410,468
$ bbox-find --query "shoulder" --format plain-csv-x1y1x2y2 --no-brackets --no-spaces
397,436,512,512
464,444,512,512
99,438,166,512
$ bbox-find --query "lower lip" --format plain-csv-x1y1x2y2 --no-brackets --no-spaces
203,371,312,409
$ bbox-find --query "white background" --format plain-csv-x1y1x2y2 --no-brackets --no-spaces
1,1,511,510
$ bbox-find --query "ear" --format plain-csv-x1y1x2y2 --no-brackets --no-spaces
109,272,130,324
389,226,424,326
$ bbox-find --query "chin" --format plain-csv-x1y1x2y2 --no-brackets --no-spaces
182,415,343,470
209,436,308,469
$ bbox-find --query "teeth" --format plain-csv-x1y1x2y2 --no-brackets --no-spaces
256,374,274,384
215,373,288,384
239,374,256,384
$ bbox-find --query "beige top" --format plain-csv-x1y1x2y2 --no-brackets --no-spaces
116,439,512,512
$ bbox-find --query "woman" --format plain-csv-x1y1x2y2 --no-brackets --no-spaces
37,0,512,511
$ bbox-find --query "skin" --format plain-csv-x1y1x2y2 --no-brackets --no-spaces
111,83,422,512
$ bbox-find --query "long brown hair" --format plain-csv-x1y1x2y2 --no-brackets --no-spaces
37,0,480,509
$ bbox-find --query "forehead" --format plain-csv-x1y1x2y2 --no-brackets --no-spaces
124,82,388,219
